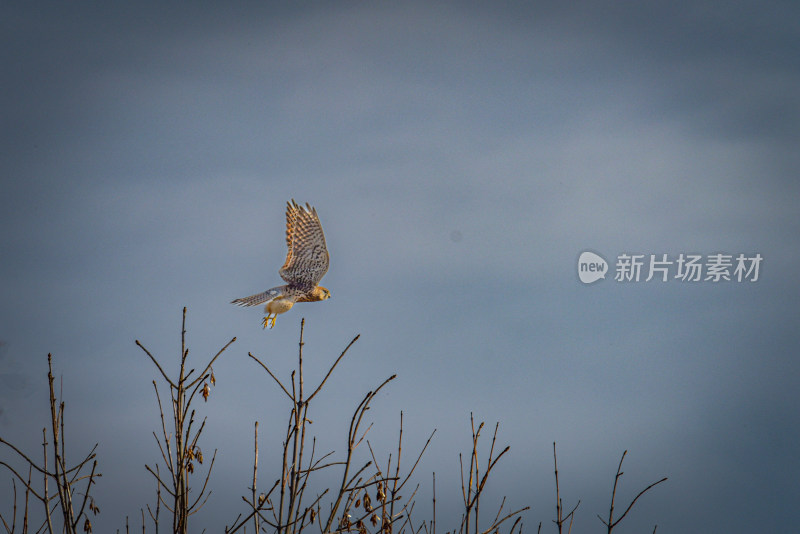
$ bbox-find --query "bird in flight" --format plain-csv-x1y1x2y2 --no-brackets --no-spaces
232,200,331,328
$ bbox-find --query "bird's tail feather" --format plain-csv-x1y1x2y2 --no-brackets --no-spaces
231,288,282,307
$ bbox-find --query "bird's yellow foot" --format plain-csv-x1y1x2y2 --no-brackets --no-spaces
261,315,277,329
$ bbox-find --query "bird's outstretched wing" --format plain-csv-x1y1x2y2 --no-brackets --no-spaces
279,200,329,287
231,287,282,307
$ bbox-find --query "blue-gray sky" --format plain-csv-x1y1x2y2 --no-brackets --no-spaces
1,2,798,532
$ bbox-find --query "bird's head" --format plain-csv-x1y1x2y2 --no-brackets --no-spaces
306,286,330,301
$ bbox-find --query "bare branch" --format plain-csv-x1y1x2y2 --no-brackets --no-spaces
306,334,361,403
598,451,667,533
248,352,293,400
136,340,176,389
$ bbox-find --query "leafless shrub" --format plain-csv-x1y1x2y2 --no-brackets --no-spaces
227,319,529,534
2,310,667,534
455,415,529,534
0,354,101,533
135,307,235,534
547,443,666,534
226,318,407,534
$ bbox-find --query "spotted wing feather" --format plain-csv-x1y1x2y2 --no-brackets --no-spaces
279,200,329,287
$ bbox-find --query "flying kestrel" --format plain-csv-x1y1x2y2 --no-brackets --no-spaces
232,200,331,328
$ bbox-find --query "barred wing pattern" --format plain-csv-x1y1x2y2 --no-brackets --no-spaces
279,200,329,288
231,287,282,307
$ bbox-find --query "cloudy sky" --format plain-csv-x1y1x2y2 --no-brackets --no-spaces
1,2,798,532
